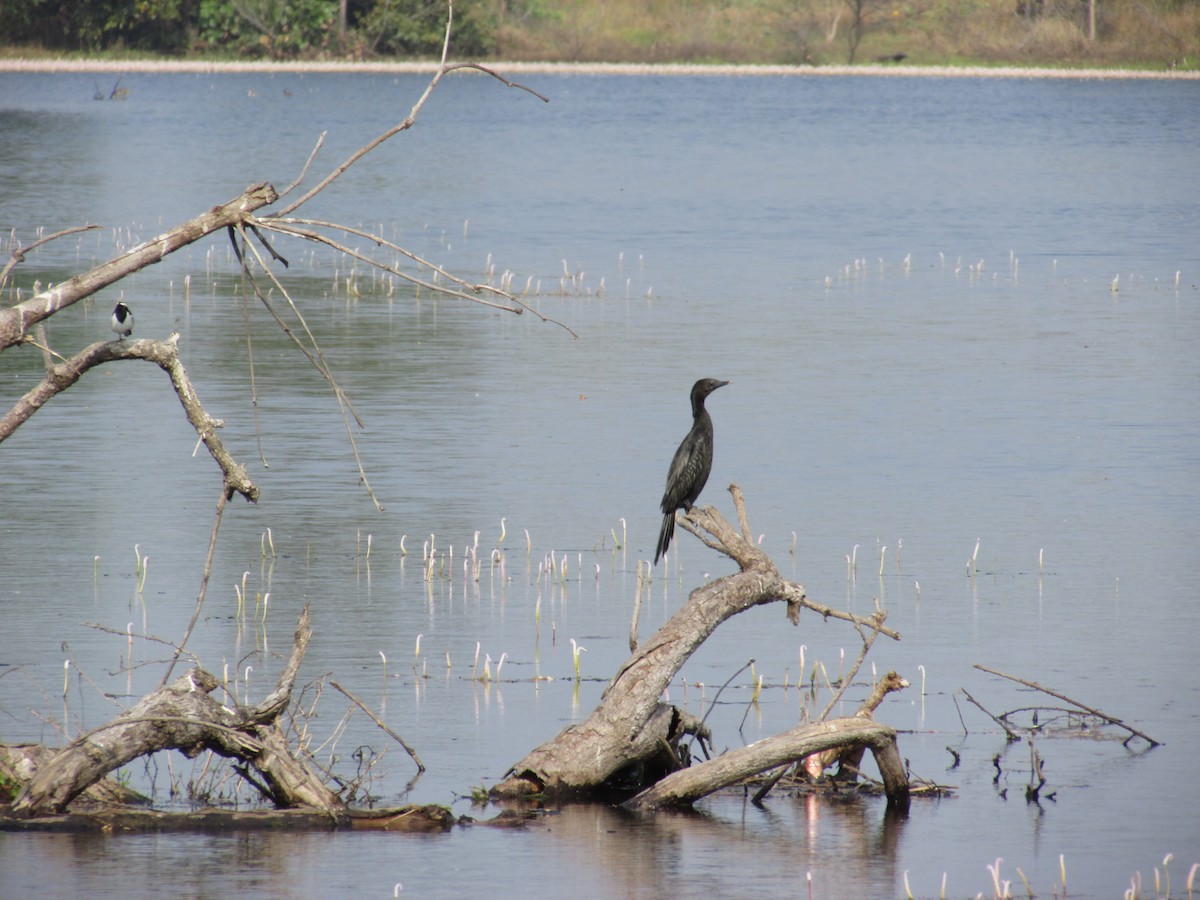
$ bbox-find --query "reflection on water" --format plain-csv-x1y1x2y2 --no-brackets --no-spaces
1,70,1198,898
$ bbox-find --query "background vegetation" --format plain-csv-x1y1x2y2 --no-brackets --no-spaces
0,0,1197,68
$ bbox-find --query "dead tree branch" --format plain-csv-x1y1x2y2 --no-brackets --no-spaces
1,224,102,288
329,680,425,773
0,334,258,501
960,687,1022,741
974,664,1160,747
0,184,279,352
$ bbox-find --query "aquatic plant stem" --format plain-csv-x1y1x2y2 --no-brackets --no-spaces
161,484,229,687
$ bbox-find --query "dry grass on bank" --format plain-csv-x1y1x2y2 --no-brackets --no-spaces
491,0,1199,70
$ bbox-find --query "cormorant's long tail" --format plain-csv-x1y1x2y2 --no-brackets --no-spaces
654,511,675,565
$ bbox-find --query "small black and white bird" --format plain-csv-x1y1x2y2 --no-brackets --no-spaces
654,377,729,565
111,301,134,339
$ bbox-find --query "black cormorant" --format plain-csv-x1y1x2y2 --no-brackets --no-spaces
654,378,729,565
111,302,133,339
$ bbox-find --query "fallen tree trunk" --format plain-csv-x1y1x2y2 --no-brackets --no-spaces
625,717,910,811
9,606,341,819
492,486,901,799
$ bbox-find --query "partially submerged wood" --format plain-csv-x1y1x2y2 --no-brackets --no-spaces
625,717,910,812
0,805,455,834
492,486,902,801
8,607,340,819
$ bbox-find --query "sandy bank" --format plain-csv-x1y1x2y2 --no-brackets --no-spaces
1,58,1196,80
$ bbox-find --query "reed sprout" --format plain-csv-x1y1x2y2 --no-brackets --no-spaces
261,527,276,558
987,857,1012,899
570,638,587,680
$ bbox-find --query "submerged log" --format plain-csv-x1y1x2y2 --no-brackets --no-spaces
0,805,455,834
492,486,901,800
8,606,341,819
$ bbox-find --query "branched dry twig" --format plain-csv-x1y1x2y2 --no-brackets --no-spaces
0,335,258,503
329,680,426,773
1,224,101,288
974,664,1160,747
817,604,886,721
960,687,1022,741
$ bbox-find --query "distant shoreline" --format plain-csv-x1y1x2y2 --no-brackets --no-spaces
2,58,1196,80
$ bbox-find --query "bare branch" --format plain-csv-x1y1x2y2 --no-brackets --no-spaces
974,664,1160,747
329,680,425,772
161,486,231,687
277,131,327,200
443,62,551,103
1,223,102,288
0,335,258,502
0,184,278,352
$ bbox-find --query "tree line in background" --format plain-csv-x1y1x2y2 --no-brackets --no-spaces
0,0,1195,67
0,0,502,57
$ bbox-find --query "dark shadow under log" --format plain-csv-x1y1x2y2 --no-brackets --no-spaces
492,486,902,801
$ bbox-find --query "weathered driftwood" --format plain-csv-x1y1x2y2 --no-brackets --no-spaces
0,744,149,807
625,717,910,812
492,486,901,800
8,607,339,819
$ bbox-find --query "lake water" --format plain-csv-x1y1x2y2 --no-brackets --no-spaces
1,66,1198,898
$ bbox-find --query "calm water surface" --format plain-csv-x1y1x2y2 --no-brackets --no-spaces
1,69,1198,898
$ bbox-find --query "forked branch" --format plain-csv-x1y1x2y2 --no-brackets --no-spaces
0,334,257,502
